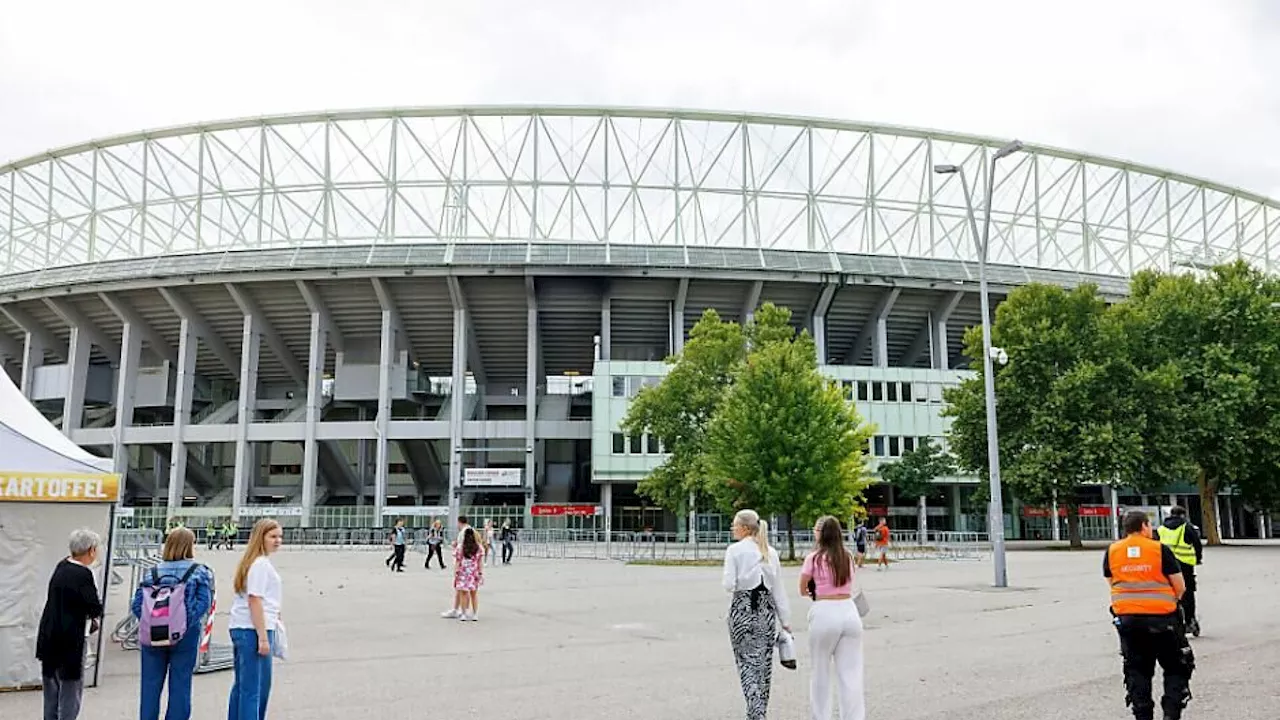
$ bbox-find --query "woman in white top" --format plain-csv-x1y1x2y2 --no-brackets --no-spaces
227,519,284,720
722,509,791,720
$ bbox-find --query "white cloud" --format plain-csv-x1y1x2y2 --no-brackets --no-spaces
1,0,1277,196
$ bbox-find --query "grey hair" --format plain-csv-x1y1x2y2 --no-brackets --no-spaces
68,528,101,556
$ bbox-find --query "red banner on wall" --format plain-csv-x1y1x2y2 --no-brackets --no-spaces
530,504,601,517
1022,505,1116,518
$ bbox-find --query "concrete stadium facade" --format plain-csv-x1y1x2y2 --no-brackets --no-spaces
0,107,1275,536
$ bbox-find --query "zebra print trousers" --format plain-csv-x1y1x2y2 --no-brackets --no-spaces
728,585,777,720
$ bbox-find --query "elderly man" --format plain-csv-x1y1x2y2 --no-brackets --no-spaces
36,528,104,720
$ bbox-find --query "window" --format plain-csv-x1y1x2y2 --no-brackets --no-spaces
612,433,625,454
887,383,899,402
917,383,929,403
889,436,901,457
873,435,886,456
857,381,869,402
872,382,884,402
612,377,627,397
901,382,913,402
842,380,855,401
929,383,944,403
646,434,661,454
630,434,643,454
903,436,916,453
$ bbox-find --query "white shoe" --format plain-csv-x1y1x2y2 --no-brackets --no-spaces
459,611,472,622
441,608,461,619
468,613,479,622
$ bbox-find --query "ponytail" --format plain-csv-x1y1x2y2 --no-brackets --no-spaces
754,519,770,559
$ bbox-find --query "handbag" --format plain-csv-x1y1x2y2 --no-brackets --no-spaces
775,629,797,670
271,620,289,661
853,588,871,618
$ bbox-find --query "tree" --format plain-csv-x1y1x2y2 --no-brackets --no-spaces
878,439,956,545
944,283,1152,548
620,308,747,513
704,315,875,560
1118,262,1280,544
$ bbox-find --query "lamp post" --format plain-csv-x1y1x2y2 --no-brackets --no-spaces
934,139,1023,588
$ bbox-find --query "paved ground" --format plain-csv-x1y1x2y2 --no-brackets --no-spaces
3,544,1276,719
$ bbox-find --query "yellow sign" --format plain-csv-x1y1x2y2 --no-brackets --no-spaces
0,472,120,503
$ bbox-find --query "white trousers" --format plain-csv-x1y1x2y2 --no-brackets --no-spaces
808,599,866,720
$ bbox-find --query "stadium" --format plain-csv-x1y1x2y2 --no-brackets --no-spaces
0,106,1274,539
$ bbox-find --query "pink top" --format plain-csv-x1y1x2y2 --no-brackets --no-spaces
802,550,855,596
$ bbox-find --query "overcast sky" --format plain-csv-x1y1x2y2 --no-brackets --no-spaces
3,0,1278,198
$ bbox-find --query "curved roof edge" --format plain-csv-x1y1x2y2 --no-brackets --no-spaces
0,242,1132,300
2,104,1276,211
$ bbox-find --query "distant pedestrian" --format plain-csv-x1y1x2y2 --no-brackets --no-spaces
388,519,407,572
801,516,866,720
722,509,791,720
853,520,869,568
227,519,285,720
483,519,497,566
1157,506,1204,637
500,521,517,565
132,526,214,720
36,528,104,720
873,518,891,571
424,520,447,570
451,527,485,621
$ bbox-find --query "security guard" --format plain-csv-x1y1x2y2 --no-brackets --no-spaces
1157,506,1203,637
1105,510,1195,720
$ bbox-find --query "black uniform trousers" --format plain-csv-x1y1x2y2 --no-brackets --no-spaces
1177,563,1196,624
1116,613,1194,720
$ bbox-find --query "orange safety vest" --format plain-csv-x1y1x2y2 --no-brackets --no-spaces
1108,534,1178,616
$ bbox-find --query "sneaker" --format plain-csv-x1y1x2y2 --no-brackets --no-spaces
458,612,472,622
468,614,479,622
441,608,461,619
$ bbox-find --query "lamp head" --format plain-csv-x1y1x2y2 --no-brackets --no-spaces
993,140,1024,161
933,164,960,175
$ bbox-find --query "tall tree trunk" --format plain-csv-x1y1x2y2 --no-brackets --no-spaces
785,512,796,561
1065,506,1083,549
1197,467,1223,546
918,495,928,546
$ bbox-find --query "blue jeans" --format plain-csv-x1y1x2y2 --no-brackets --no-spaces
140,631,200,720
228,628,274,720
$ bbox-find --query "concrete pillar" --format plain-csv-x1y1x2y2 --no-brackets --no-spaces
525,287,537,528
602,481,613,557
1108,486,1120,539
600,295,611,361
112,323,142,496
933,315,950,369
302,312,327,527
812,284,836,364
873,313,890,367
448,306,468,526
168,319,197,516
374,310,393,524
20,332,44,398
233,314,261,522
950,484,963,532
1225,495,1235,539
672,278,688,356
62,326,91,433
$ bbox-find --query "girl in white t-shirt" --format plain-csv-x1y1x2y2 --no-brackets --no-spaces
227,519,284,720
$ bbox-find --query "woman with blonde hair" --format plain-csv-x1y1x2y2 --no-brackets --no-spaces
227,519,284,720
131,526,213,720
800,516,866,720
722,509,791,720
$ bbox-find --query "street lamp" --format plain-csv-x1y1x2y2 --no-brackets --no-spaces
934,139,1023,588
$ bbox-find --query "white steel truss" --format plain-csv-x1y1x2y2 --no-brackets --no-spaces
1,107,1276,277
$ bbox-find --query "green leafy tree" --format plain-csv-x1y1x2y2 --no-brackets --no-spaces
704,317,875,560
620,308,747,513
944,283,1152,548
878,439,956,544
1119,262,1280,544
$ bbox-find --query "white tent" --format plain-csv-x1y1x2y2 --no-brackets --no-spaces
0,370,119,691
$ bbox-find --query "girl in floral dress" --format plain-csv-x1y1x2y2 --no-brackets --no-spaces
453,527,484,621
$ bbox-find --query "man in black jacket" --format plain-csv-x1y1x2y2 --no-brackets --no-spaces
1157,506,1204,637
36,528,104,720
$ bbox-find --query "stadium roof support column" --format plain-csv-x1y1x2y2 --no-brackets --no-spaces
741,280,763,326
233,313,262,523
168,319,198,517
901,291,964,369
295,281,346,356
448,280,469,527
99,293,177,365
0,330,19,364
302,310,328,527
600,288,612,362
446,277,486,387
846,287,900,366
157,288,239,376
43,298,117,433
112,322,141,489
1,304,63,397
525,277,538,526
810,284,837,363
671,278,688,355
373,309,393,523
226,284,306,386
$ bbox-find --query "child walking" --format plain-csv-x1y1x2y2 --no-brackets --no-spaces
452,527,484,622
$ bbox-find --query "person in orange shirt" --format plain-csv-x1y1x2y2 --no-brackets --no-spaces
872,518,891,571
1103,510,1195,720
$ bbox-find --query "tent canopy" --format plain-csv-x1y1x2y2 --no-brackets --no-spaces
0,371,113,475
